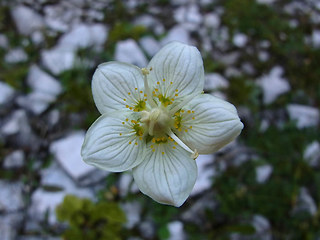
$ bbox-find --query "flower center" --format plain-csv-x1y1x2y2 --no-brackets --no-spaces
140,107,171,136
140,67,199,159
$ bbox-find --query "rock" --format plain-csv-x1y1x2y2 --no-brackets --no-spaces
28,189,67,224
260,40,271,48
191,155,216,196
252,215,272,240
233,33,248,48
121,201,141,229
43,5,69,32
287,104,319,128
42,23,106,75
139,221,155,239
200,0,218,7
257,66,291,104
4,48,28,63
215,51,240,66
28,65,62,95
115,39,148,68
312,29,320,47
41,46,75,75
0,180,24,212
134,15,165,36
182,194,217,224
241,62,255,75
0,213,24,240
211,25,229,49
256,164,273,183
28,162,94,224
46,110,60,127
161,25,190,46
0,34,9,48
58,23,108,51
78,169,108,186
204,73,229,91
0,82,15,105
11,5,44,35
168,221,186,240
230,214,272,240
49,131,97,182
139,36,161,57
174,4,202,31
225,67,242,78
17,237,62,240
293,187,317,216
171,0,190,6
17,65,62,114
0,110,39,150
258,51,270,62
304,141,320,167
16,92,56,115
31,31,44,45
1,110,29,136
118,173,134,197
204,13,220,28
3,150,25,169
259,119,270,132
257,0,276,4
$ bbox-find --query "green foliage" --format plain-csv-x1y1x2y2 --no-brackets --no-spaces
56,195,126,240
108,22,147,44
225,76,261,111
203,54,225,73
140,200,179,240
0,62,29,90
222,0,320,104
209,123,320,239
58,66,99,128
223,0,290,41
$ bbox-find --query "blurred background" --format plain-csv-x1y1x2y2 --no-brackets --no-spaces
0,0,320,239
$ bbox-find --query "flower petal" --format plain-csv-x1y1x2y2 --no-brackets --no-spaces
177,94,244,154
92,61,145,114
132,140,197,207
81,111,146,172
147,41,205,100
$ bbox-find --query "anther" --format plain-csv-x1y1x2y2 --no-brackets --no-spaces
191,149,199,160
141,68,149,75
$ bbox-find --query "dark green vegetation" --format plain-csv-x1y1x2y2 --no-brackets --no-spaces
56,195,126,240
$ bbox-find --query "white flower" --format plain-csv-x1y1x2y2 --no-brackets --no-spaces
81,41,243,207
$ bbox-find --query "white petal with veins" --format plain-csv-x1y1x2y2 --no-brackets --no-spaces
133,140,197,207
82,112,146,172
92,62,145,114
177,94,243,154
147,41,205,101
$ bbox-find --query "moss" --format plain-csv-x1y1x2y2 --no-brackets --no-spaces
56,195,126,240
208,122,320,239
58,66,99,128
0,62,29,90
225,75,261,112
108,22,147,44
222,0,320,104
